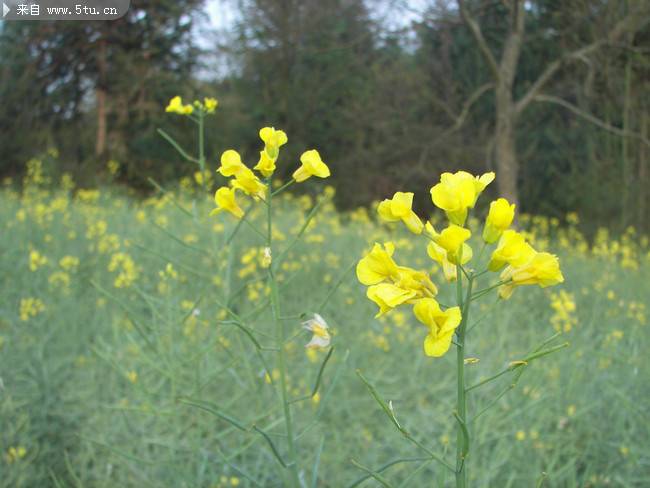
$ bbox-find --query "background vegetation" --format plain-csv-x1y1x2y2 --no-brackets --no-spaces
1,0,649,233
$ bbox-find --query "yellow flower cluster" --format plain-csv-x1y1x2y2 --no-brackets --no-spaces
211,127,329,219
356,241,460,356
165,96,219,115
358,170,565,358
29,249,48,271
549,290,578,332
108,252,138,288
19,297,45,321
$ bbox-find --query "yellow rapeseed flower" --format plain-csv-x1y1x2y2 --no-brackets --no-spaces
366,283,417,317
210,187,245,219
218,150,248,177
19,297,46,321
292,150,330,182
430,171,494,225
483,198,515,243
426,240,458,282
165,96,194,115
29,249,48,271
377,192,423,234
499,252,564,299
230,169,267,200
413,298,462,357
253,150,276,178
488,230,535,272
427,224,472,265
203,97,218,113
356,242,399,285
259,127,288,160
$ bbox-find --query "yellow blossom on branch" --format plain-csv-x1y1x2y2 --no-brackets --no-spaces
430,171,494,225
483,198,516,244
165,96,194,115
210,187,244,219
377,192,423,234
413,298,462,357
292,150,330,182
218,150,248,177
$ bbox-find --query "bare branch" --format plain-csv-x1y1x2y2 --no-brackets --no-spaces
514,42,603,115
458,0,500,81
516,8,650,115
430,83,494,146
533,94,650,147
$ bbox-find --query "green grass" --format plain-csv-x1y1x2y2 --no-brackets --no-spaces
1,185,649,487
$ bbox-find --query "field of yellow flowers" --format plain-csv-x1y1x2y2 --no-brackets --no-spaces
2,155,649,487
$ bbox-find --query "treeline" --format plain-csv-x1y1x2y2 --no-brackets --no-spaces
1,0,649,232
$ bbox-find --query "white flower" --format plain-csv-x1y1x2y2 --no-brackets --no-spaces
302,313,331,349
262,247,272,268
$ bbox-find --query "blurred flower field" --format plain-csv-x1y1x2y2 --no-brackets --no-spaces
1,159,649,487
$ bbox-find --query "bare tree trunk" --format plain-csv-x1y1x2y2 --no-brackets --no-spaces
95,37,107,158
459,0,524,206
495,86,519,206
639,113,648,232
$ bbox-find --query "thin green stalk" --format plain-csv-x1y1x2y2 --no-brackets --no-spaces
271,179,295,196
198,110,206,194
266,182,300,488
455,266,474,488
157,128,198,164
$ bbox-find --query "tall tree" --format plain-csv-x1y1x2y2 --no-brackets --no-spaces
457,0,650,206
0,0,205,179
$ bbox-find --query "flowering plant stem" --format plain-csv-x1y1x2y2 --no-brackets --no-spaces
266,181,301,488
455,265,474,488
197,110,206,193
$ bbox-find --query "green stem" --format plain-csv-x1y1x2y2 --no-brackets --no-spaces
455,266,474,488
198,110,206,194
157,128,199,164
271,179,295,196
266,182,300,488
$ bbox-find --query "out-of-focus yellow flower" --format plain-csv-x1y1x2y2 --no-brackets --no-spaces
377,192,423,234
427,224,472,265
165,96,194,115
483,198,515,243
210,187,244,219
499,252,564,299
19,297,45,321
218,150,248,177
203,97,218,113
253,150,276,178
367,283,416,317
194,170,213,188
292,150,330,182
413,298,461,357
5,446,27,464
302,313,331,349
430,171,494,225
29,250,48,271
356,242,399,285
488,230,535,272
259,127,288,159
108,253,138,288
